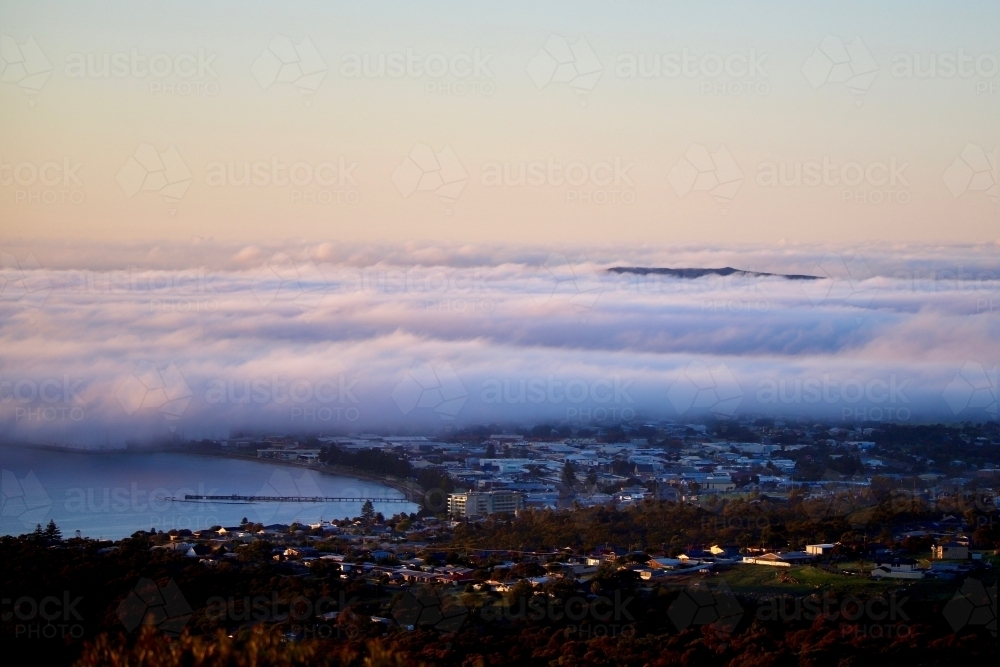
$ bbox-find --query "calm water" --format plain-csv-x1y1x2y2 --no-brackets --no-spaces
0,446,418,540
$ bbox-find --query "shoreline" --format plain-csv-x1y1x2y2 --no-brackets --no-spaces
191,449,428,505
6,441,425,505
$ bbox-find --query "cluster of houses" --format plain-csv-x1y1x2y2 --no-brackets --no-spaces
143,511,991,591
219,424,999,519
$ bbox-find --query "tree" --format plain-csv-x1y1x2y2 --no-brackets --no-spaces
562,460,577,489
361,500,376,524
45,519,62,542
485,442,496,458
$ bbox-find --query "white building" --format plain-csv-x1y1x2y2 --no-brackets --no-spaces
448,490,525,518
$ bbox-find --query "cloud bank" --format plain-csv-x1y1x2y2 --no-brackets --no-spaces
1,240,997,445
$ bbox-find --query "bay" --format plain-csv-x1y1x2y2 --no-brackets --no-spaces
0,446,418,540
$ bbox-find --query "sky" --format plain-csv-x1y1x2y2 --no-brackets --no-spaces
1,2,998,443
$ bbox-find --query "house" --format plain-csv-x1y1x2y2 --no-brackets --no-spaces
186,544,212,558
742,551,815,567
284,547,318,558
709,545,740,559
805,543,836,556
871,557,925,579
703,474,736,492
586,547,626,565
932,542,969,560
396,569,444,584
433,565,474,582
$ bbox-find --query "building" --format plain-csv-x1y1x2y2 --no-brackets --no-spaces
872,557,925,579
806,543,836,556
742,551,815,567
932,542,969,560
703,474,736,492
448,490,524,518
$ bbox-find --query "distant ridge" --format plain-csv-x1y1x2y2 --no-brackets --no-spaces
606,266,821,280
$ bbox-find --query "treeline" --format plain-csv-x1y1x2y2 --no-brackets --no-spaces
314,443,452,493
317,444,412,478
447,494,1000,553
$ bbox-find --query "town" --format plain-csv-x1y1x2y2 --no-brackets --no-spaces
5,418,999,665
154,418,1000,581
